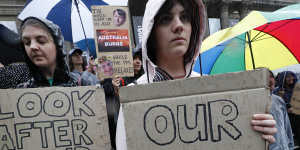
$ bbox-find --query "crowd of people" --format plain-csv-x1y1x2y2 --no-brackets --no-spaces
0,0,299,149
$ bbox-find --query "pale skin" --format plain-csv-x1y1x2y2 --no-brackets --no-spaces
154,3,191,78
154,3,277,143
133,57,142,75
87,56,96,74
113,10,126,26
71,52,84,72
22,25,57,79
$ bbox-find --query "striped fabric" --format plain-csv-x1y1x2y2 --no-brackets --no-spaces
153,67,173,82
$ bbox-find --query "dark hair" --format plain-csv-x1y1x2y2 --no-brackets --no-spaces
113,9,126,19
147,0,200,65
68,52,86,72
256,67,274,78
133,50,142,60
269,70,274,78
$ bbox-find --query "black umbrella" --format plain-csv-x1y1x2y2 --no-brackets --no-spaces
0,24,25,66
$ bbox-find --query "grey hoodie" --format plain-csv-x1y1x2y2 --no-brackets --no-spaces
116,0,207,149
17,17,77,88
136,0,206,84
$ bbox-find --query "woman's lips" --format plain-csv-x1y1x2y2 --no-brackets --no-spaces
171,37,186,42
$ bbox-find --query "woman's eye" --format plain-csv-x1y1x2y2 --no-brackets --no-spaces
23,40,30,46
157,14,172,25
181,13,191,23
38,39,47,44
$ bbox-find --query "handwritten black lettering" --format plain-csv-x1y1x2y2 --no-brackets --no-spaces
71,90,95,117
144,105,176,146
208,100,242,142
44,91,71,117
177,104,208,143
15,122,32,149
53,120,72,147
33,121,53,148
144,99,242,145
71,119,93,146
0,125,15,150
17,92,42,118
0,106,14,121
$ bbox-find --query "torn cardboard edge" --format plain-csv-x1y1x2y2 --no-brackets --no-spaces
119,69,269,103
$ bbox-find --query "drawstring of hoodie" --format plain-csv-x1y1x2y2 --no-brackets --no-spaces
198,53,203,76
146,60,150,83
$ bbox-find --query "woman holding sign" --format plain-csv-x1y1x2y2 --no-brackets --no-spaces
116,0,277,149
17,17,77,88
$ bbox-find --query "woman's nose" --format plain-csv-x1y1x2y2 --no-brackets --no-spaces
172,16,184,33
29,40,39,50
136,60,141,64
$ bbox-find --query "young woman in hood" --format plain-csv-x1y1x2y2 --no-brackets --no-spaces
116,0,276,149
17,17,77,88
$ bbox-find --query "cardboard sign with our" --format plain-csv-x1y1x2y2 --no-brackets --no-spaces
119,69,270,150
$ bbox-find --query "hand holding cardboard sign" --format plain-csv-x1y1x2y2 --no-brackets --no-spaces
251,114,277,143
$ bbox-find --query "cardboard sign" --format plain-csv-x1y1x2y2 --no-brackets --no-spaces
119,69,270,150
291,83,300,115
92,6,134,80
0,86,111,150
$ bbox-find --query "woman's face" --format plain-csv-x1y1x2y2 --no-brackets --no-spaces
133,57,142,72
154,3,192,61
71,52,83,65
22,25,57,70
285,74,295,86
113,11,125,26
101,60,113,76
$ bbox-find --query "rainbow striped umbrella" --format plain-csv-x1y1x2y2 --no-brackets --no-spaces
196,3,300,75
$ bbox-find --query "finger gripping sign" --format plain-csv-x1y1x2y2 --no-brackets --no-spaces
119,69,271,150
0,86,111,150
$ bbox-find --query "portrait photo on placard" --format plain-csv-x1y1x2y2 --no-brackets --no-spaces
113,9,126,27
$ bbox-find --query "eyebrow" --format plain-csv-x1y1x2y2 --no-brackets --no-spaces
22,35,49,41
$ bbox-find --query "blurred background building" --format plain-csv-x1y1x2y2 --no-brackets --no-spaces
1,0,300,76
204,0,299,35
129,0,298,36
0,0,298,34
0,0,26,32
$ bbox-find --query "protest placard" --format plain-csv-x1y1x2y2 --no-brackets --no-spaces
0,86,111,150
92,6,134,80
291,83,300,115
119,69,270,150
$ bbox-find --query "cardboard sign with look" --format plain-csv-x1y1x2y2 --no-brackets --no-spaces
119,69,271,150
0,86,111,150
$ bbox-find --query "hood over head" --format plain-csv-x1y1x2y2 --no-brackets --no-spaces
20,17,71,86
69,48,83,56
275,71,298,89
141,0,206,83
273,71,298,104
